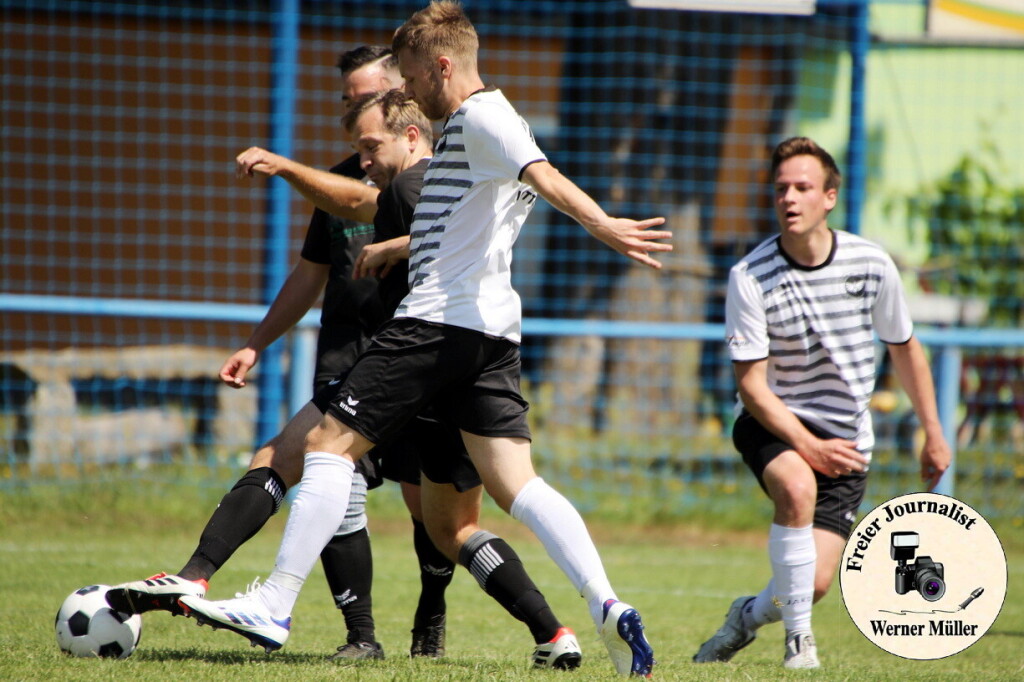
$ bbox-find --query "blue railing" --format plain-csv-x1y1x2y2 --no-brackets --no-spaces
6,292,1024,498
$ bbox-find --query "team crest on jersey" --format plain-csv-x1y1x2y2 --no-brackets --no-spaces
845,274,867,297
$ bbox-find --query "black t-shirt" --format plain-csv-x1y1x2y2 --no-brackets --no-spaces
373,158,429,317
300,154,385,334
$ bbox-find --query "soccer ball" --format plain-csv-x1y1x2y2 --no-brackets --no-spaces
55,585,142,659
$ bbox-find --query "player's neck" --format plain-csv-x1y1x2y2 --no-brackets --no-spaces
401,145,432,173
780,225,833,267
446,73,487,117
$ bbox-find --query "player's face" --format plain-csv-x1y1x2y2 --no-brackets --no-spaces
773,155,837,238
341,63,395,114
352,105,410,189
397,48,447,121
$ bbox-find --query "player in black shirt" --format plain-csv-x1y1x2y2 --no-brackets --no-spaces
106,47,454,661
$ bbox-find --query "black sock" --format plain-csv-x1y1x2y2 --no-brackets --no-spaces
320,527,376,643
179,467,286,581
458,531,562,644
412,518,454,631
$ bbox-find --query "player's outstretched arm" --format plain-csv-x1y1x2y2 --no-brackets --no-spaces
521,161,671,269
218,258,329,388
734,359,869,478
236,146,379,224
886,337,951,490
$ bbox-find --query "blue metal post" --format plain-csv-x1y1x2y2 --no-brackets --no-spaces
256,0,300,447
933,345,961,497
288,326,317,417
845,0,869,235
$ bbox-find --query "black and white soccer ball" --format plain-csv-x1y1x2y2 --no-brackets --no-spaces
55,585,142,659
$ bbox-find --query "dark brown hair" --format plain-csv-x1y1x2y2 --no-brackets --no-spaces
771,136,842,191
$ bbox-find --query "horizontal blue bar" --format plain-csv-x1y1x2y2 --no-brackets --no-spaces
0,293,321,328
3,293,1024,347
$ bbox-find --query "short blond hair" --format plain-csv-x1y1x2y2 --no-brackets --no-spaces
342,88,434,147
392,0,478,69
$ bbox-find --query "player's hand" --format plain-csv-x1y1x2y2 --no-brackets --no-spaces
919,432,951,491
219,347,259,388
805,437,869,478
354,236,411,279
236,146,287,179
590,217,672,269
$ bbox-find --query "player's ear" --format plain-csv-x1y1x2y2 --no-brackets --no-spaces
406,124,420,150
438,55,453,78
824,187,838,211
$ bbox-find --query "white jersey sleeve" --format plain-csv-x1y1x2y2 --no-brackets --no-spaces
872,252,914,344
462,101,546,182
725,262,769,362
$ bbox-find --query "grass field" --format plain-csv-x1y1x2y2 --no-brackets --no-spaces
1,473,1021,681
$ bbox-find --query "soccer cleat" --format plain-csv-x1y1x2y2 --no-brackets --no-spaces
178,588,291,653
105,572,208,616
783,631,820,669
600,599,655,677
328,640,385,661
410,614,446,658
692,596,757,663
531,626,582,670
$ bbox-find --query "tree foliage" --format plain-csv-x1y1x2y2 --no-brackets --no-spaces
901,139,1024,327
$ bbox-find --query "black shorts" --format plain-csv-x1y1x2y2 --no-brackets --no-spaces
732,411,867,539
313,324,370,389
312,324,484,493
372,412,482,492
312,317,531,446
313,330,375,484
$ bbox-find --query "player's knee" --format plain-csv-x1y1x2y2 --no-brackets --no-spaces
233,466,287,514
253,441,302,486
772,480,816,522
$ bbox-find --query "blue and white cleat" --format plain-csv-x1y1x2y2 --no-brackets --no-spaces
600,599,655,677
179,585,290,653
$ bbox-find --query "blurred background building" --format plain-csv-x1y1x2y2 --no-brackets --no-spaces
2,0,1022,521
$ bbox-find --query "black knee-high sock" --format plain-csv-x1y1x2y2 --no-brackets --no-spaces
178,467,286,582
458,530,562,644
412,518,455,630
320,527,376,643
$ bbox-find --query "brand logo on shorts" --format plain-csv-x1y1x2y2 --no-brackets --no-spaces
339,395,359,416
328,378,342,386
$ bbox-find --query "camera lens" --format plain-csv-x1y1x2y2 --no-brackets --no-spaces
916,570,945,601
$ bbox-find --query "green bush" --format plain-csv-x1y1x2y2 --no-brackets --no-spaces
901,139,1024,327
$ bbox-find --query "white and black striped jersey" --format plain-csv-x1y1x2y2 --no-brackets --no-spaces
725,229,913,454
395,87,546,343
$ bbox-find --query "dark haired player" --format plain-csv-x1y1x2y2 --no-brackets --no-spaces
107,46,453,661
693,136,950,669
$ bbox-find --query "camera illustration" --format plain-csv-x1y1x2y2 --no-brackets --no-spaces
891,531,946,601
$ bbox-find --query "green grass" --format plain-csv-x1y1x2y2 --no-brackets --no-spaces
1,475,1022,681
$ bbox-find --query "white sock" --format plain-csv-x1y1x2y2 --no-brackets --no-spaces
509,477,615,629
768,523,815,634
743,578,782,630
257,452,354,620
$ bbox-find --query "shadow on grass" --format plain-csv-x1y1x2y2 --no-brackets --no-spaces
132,648,342,665
986,629,1024,639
